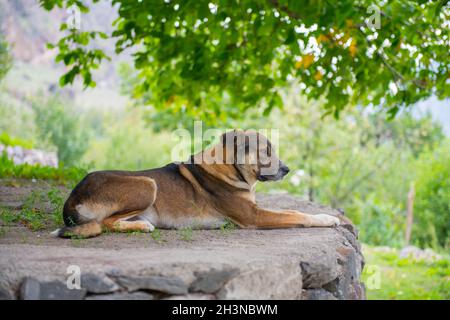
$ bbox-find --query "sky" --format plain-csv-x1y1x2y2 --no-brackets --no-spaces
414,97,450,136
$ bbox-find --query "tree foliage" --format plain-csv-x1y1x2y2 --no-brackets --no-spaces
32,97,89,166
40,0,449,122
413,141,450,249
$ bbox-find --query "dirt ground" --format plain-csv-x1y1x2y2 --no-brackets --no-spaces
1,224,290,249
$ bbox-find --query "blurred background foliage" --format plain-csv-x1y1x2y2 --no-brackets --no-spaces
0,0,448,299
32,96,90,166
0,35,12,81
413,142,450,249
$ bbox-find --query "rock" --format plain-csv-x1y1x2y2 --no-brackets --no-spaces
190,268,238,294
338,219,359,238
338,226,362,254
0,144,58,168
302,289,337,300
20,278,40,300
327,245,365,300
300,258,340,289
0,286,14,300
116,275,188,295
86,292,155,300
80,274,119,294
20,278,86,300
216,261,302,299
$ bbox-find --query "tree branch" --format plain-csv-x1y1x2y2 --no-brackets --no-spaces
357,27,427,90
268,0,300,19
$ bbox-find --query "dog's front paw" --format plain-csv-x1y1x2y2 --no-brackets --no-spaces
313,214,340,227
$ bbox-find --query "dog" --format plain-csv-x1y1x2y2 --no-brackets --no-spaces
52,130,340,238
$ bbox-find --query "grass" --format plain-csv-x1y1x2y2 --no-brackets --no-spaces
0,153,86,186
179,226,194,241
0,132,34,149
0,187,65,231
0,226,9,237
70,237,87,246
0,204,42,230
0,206,18,225
47,188,64,226
20,190,47,230
220,218,237,234
151,228,164,243
363,245,450,300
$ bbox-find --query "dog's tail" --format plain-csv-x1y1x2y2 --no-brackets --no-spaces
51,220,102,238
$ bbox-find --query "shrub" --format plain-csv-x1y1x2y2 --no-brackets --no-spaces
32,97,89,167
413,141,450,250
0,153,86,186
357,196,405,247
0,132,34,149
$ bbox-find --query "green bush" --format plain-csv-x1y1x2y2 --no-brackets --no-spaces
0,153,86,186
83,109,173,170
357,196,405,247
32,97,89,167
0,132,34,149
0,88,38,142
413,142,450,250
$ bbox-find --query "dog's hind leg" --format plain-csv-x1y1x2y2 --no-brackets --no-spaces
51,220,102,238
54,174,158,238
102,210,155,233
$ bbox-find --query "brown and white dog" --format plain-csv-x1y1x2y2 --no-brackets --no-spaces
52,130,339,238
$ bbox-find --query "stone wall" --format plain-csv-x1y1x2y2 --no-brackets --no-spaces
0,144,58,167
0,187,365,300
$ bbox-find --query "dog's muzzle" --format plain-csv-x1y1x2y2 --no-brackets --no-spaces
258,162,290,181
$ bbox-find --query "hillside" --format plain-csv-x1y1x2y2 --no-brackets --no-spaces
0,0,128,110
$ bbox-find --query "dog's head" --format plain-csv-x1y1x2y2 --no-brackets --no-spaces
220,130,290,183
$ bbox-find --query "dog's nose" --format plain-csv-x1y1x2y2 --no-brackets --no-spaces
281,165,290,174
